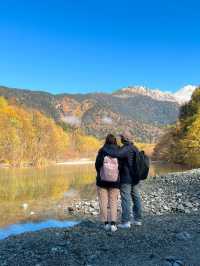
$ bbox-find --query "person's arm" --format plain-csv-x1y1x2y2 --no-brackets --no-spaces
104,146,128,159
95,149,104,172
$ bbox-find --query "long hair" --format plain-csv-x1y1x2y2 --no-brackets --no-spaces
105,134,117,145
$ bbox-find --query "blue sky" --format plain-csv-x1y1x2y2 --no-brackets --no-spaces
0,0,199,94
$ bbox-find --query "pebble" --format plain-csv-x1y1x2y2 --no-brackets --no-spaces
173,261,184,266
164,256,185,266
176,204,185,213
176,231,192,241
165,256,177,263
163,262,172,266
184,209,190,214
184,202,193,208
68,207,74,212
51,247,64,254
163,205,170,210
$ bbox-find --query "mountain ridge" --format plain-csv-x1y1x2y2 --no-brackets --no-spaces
114,85,197,104
114,86,177,103
0,84,196,103
0,85,183,143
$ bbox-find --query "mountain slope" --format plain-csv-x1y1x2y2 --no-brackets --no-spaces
0,85,180,143
0,86,60,120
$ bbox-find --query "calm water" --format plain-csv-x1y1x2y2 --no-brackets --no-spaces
0,220,79,240
0,162,188,230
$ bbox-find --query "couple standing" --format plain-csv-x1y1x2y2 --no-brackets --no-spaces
95,132,142,232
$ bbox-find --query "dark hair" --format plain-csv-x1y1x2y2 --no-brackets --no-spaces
105,134,117,145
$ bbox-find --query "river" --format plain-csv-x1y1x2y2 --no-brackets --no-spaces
0,161,189,230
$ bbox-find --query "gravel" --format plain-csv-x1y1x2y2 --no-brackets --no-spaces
65,168,200,218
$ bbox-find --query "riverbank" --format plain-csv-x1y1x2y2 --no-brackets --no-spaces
64,168,200,218
56,158,94,165
0,158,94,168
0,169,200,266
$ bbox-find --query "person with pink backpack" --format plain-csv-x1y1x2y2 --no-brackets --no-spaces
95,134,120,232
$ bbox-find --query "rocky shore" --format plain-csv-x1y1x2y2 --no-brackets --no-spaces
66,169,200,218
0,169,200,266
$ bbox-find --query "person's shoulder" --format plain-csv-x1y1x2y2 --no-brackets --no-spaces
131,144,139,154
112,144,120,150
131,143,137,149
103,144,118,151
97,146,104,155
126,142,136,151
120,143,130,153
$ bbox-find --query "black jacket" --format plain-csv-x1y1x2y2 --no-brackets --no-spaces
95,144,120,189
103,141,139,185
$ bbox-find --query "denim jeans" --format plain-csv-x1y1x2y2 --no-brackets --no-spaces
120,184,142,223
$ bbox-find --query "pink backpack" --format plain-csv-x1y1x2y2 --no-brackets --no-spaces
100,156,119,182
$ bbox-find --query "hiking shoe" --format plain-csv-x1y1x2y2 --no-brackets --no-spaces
111,225,118,232
118,221,131,229
132,220,142,226
104,223,110,231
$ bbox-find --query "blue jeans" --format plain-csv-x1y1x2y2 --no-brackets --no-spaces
120,184,142,223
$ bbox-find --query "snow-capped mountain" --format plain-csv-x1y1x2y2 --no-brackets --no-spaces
114,86,177,102
114,85,198,104
173,85,197,104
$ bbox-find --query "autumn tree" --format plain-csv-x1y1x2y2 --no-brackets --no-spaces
0,97,69,167
154,87,200,167
0,96,100,167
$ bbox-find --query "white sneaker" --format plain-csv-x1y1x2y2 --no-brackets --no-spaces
132,220,142,226
118,221,131,229
110,225,117,232
104,223,110,231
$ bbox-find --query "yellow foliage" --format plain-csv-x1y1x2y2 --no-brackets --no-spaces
135,142,156,157
0,97,69,167
154,87,200,167
72,134,101,157
0,97,8,109
179,110,200,167
0,97,101,166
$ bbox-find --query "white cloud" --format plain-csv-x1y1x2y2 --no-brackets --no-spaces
102,116,113,124
62,115,81,126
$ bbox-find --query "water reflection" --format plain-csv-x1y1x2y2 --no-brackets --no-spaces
149,161,188,176
0,164,96,227
0,219,79,240
0,162,190,228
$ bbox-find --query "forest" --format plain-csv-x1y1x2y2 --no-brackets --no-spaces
153,87,200,167
0,97,100,167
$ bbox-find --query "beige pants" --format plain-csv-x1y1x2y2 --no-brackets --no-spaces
97,187,119,222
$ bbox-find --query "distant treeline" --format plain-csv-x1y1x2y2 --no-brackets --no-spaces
0,97,100,167
154,87,200,167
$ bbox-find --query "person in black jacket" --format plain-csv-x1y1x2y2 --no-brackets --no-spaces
103,131,142,228
95,134,120,232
